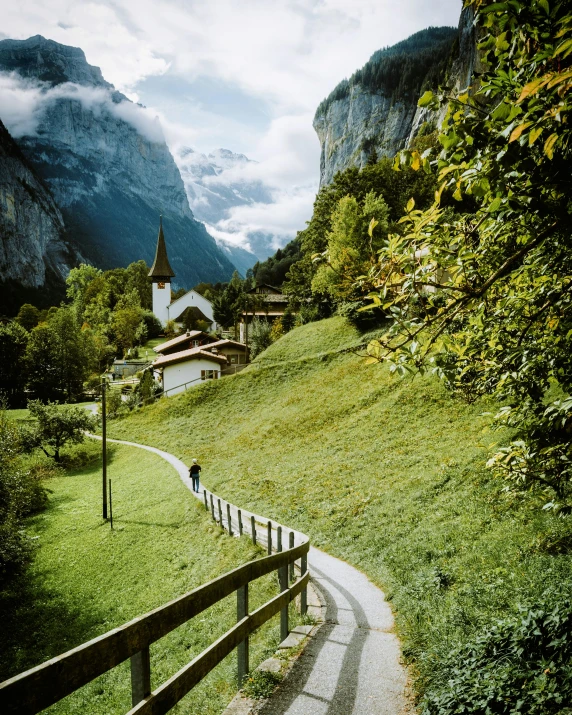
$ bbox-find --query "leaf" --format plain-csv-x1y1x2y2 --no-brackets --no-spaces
418,90,434,108
516,78,546,103
488,197,502,213
538,0,549,13
410,151,421,171
481,2,509,12
406,197,415,213
368,218,378,238
544,133,558,159
509,122,532,142
554,38,572,57
364,357,379,365
529,126,543,145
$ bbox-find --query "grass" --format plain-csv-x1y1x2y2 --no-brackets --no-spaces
105,316,572,704
0,440,289,714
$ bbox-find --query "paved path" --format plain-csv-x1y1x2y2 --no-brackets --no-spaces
90,434,413,715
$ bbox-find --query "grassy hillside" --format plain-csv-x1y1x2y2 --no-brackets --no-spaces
0,441,282,714
108,317,572,706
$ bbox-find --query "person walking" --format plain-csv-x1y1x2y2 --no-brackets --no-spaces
189,459,201,493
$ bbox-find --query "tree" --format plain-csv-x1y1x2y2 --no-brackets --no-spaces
26,306,95,401
312,191,389,303
111,290,146,356
362,0,572,510
249,319,273,359
15,304,40,332
0,322,29,405
24,401,96,463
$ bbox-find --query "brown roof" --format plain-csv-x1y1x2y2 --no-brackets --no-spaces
173,306,212,324
148,216,175,279
154,330,211,354
248,283,282,294
153,348,228,369
204,339,248,351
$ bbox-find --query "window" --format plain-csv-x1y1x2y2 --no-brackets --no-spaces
192,340,200,347
229,354,237,364
201,370,219,380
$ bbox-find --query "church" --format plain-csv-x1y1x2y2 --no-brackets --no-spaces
148,217,216,331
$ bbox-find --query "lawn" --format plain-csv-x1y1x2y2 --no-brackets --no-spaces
0,440,286,714
105,316,572,704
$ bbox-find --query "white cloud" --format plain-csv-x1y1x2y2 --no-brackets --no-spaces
0,72,165,143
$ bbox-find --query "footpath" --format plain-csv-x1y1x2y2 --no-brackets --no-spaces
96,434,413,715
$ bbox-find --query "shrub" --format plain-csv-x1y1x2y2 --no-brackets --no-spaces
421,590,572,715
242,670,282,699
141,311,163,339
249,319,273,359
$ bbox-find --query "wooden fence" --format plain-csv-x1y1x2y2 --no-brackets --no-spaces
0,490,309,715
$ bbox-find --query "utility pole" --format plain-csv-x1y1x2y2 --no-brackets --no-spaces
101,377,108,520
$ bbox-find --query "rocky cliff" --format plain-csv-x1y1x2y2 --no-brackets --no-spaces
314,9,478,185
0,118,81,312
0,36,236,289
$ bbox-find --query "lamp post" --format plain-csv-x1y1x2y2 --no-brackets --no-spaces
101,377,108,520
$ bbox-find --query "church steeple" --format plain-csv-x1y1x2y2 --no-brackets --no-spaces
148,216,175,280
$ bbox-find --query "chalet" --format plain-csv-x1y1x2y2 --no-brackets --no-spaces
148,217,216,331
152,337,249,396
239,284,289,342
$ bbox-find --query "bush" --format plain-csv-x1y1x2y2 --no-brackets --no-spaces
421,590,572,715
141,311,163,339
249,319,273,359
337,300,386,331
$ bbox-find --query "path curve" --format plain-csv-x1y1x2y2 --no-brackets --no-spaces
90,434,413,715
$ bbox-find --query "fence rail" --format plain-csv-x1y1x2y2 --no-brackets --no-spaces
0,489,309,715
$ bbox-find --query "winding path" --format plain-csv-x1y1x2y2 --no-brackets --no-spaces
92,434,413,715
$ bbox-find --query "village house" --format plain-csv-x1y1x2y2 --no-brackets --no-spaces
239,283,289,342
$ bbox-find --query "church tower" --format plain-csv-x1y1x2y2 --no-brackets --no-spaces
148,216,175,326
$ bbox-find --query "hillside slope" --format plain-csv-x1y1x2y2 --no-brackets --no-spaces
109,317,572,706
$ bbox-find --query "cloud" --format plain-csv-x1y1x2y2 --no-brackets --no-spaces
0,72,164,143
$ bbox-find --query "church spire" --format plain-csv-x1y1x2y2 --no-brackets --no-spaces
148,215,175,279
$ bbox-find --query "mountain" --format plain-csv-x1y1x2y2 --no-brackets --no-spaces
0,117,82,312
314,17,476,186
0,35,237,289
176,147,274,274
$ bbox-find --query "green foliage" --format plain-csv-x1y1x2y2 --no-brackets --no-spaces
111,290,147,356
15,303,41,332
252,240,302,288
283,158,436,311
311,192,389,303
141,310,162,340
138,370,155,407
315,27,457,116
25,306,96,402
24,401,96,462
421,590,572,714
249,318,273,359
0,402,47,585
363,0,572,509
0,321,29,405
242,669,282,699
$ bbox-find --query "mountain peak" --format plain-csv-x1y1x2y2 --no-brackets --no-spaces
0,35,112,88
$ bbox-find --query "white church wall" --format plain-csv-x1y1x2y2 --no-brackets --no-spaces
152,281,171,326
167,290,215,327
162,358,221,396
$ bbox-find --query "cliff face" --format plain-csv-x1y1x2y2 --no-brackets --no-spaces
314,11,477,186
0,118,81,310
0,36,236,289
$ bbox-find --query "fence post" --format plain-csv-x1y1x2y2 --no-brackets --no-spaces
210,494,215,520
251,515,256,545
130,647,151,706
218,499,223,526
267,521,272,555
237,583,249,687
238,509,243,536
301,553,308,616
227,503,232,535
204,490,208,511
289,531,295,582
277,527,288,641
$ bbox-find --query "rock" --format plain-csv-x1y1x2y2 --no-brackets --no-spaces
0,117,82,311
0,35,237,290
314,10,479,186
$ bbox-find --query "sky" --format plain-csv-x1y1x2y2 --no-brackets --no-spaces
1,0,463,256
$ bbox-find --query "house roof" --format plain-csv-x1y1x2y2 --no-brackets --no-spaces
148,216,175,279
172,305,212,324
153,348,228,369
203,339,248,352
247,283,283,294
154,330,211,354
